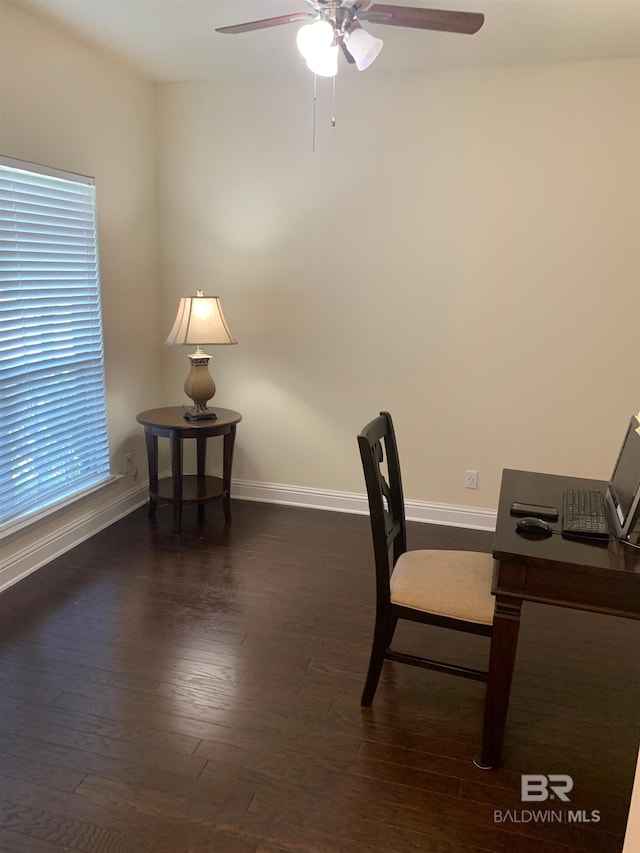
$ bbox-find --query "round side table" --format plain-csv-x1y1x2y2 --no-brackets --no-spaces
136,406,242,532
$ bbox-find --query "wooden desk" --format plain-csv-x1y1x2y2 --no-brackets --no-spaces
136,406,242,532
478,468,640,769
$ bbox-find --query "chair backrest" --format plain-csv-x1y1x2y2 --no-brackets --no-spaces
358,412,407,600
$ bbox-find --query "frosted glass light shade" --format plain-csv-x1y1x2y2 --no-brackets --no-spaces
296,19,334,59
306,43,339,77
345,28,384,70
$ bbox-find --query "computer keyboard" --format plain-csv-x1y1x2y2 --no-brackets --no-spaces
562,489,609,539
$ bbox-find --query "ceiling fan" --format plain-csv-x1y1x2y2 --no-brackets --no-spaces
215,2,485,77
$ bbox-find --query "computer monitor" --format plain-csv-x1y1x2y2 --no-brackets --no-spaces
606,415,640,540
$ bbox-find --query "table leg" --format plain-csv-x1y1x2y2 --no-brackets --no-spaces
196,435,207,525
475,594,522,769
222,425,237,523
171,431,183,533
144,431,158,520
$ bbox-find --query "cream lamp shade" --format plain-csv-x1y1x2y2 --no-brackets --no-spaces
165,291,237,420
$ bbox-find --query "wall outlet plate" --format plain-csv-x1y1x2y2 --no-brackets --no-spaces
464,469,478,489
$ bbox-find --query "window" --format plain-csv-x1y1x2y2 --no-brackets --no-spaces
0,156,112,532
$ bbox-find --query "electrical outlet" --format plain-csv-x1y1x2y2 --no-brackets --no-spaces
464,469,478,489
124,453,135,475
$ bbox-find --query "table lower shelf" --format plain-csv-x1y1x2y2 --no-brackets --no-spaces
153,475,227,505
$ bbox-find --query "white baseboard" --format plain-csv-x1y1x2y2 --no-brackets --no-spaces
0,477,496,595
231,479,497,531
0,481,149,594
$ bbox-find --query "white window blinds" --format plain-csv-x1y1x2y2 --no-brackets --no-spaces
0,156,111,530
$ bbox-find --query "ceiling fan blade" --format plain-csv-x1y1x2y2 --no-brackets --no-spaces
216,13,313,35
358,5,484,34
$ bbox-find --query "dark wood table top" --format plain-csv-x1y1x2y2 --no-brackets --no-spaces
493,469,640,617
136,406,242,432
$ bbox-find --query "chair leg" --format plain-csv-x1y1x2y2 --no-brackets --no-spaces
361,612,391,707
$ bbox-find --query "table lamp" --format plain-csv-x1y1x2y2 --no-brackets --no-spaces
165,290,237,420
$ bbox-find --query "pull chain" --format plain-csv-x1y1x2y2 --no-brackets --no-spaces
312,73,317,153
310,72,337,151
331,74,336,127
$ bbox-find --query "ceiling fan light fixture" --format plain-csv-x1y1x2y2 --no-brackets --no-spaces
306,42,339,77
296,19,334,59
345,27,384,71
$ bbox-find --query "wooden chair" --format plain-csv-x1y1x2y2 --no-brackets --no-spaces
357,411,495,707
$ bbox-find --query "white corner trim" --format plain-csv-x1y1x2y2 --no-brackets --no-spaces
231,479,497,531
0,480,149,594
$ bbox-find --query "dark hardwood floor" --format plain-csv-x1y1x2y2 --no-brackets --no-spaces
0,499,638,852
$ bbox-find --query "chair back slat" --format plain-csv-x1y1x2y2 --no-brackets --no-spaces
358,412,408,595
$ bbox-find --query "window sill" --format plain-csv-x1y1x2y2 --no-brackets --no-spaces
0,474,121,543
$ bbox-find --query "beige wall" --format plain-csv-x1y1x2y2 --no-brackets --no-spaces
1,0,639,579
157,61,640,508
0,2,161,582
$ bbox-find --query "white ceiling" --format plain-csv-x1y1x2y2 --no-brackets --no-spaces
10,0,640,83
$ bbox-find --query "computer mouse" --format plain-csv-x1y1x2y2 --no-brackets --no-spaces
516,516,552,535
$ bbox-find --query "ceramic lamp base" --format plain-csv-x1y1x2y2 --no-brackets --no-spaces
184,351,216,412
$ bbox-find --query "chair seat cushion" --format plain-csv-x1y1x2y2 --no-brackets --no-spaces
390,550,495,625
